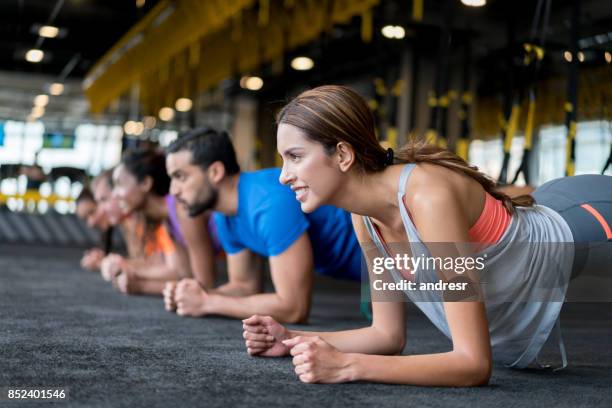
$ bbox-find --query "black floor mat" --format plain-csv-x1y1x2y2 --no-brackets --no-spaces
1,245,611,407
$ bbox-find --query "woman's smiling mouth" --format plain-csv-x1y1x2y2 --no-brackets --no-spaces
292,186,309,201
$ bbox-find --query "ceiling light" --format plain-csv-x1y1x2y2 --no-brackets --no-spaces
133,122,145,136
577,51,585,62
175,97,193,112
605,52,611,63
123,121,137,135
26,49,44,63
159,107,175,121
382,25,395,39
291,56,314,71
49,83,64,95
564,51,572,62
136,0,146,8
240,76,263,91
34,94,49,107
461,0,486,6
381,25,405,39
393,26,405,39
39,25,59,38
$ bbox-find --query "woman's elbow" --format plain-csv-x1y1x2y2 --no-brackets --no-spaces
390,333,406,355
289,306,310,324
459,356,492,387
373,327,405,355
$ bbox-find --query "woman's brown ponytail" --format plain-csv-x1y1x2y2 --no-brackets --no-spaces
394,140,534,214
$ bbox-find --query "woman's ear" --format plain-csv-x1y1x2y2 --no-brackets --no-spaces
141,175,154,193
336,142,355,172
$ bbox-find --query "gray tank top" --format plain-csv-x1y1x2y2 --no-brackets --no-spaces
363,164,574,369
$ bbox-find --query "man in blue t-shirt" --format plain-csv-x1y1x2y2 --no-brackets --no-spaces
163,128,363,323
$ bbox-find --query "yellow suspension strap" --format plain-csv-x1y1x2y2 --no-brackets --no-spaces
565,0,579,177
373,71,402,148
232,9,243,42
361,8,373,43
455,92,472,161
425,90,439,145
511,90,536,184
412,0,423,22
186,41,201,128
455,32,473,161
602,143,612,174
511,0,551,184
372,77,387,141
258,0,270,27
603,95,612,174
565,105,577,177
437,92,451,149
505,100,521,153
386,79,404,149
522,43,545,66
497,17,518,185
431,0,455,150
499,96,521,184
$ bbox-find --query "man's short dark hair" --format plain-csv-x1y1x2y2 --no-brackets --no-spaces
165,127,240,175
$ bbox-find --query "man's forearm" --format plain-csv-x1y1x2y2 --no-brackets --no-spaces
210,281,259,297
190,261,216,289
132,262,179,281
188,250,216,289
131,277,166,296
206,292,307,323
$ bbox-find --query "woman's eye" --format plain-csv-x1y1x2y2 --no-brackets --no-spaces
289,153,300,161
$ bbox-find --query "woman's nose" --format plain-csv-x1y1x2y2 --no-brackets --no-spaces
279,165,294,185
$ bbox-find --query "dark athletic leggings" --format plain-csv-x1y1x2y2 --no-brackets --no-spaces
532,174,612,279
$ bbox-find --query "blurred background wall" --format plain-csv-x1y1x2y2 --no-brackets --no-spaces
0,0,611,219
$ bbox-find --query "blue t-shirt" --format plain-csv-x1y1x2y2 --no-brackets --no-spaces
213,168,362,280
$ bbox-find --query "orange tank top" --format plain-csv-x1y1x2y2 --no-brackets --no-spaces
468,192,511,245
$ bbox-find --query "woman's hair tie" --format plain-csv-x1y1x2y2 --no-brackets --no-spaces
385,147,394,166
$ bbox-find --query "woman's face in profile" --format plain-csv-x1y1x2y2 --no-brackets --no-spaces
276,123,344,213
111,164,148,214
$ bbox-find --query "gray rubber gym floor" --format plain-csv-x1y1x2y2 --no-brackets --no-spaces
1,245,611,407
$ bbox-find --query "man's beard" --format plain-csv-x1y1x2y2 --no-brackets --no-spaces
187,187,218,217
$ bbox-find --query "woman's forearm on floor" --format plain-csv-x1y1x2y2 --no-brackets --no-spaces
289,326,405,355
345,351,491,386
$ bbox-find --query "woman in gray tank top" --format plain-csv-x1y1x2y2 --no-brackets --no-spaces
242,85,612,386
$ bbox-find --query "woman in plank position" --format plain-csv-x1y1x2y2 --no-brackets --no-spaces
242,85,612,386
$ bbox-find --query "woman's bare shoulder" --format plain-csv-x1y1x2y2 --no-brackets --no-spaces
350,212,373,243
